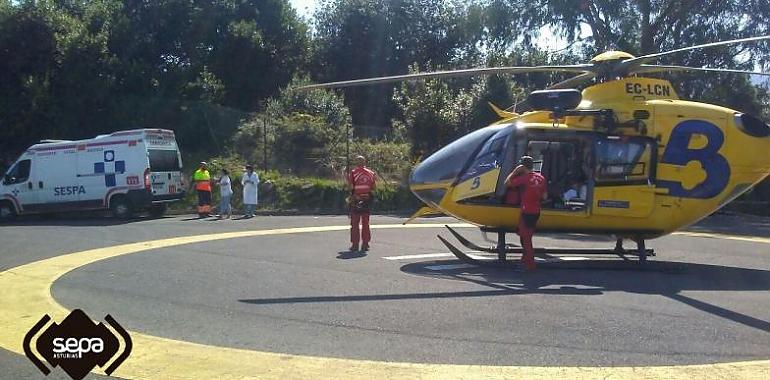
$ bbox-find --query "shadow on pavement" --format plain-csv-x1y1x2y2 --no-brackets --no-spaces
0,213,159,227
402,260,770,332
336,250,367,259
239,260,770,332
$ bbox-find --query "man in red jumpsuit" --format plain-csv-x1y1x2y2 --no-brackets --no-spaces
347,156,376,252
505,156,547,271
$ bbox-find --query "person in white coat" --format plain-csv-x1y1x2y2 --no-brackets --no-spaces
241,164,259,218
217,168,233,219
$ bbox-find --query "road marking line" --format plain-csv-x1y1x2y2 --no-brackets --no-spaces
424,263,477,271
547,256,590,261
383,253,453,260
674,231,770,244
0,222,768,379
383,252,490,261
466,253,494,260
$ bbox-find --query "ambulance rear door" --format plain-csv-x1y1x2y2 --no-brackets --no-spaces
144,131,184,199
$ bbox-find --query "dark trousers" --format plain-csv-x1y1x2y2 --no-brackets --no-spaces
197,190,212,216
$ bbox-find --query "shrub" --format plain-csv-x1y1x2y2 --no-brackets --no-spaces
329,139,415,183
174,157,421,214
259,171,420,212
271,114,345,177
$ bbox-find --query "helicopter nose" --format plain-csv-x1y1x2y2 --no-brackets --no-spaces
408,125,505,206
409,160,449,207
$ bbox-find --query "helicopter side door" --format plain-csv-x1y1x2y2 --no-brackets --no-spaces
592,136,657,218
509,131,595,216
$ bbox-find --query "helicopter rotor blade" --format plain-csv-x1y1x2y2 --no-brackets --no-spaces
545,71,597,89
622,35,770,74
635,64,770,76
294,65,594,91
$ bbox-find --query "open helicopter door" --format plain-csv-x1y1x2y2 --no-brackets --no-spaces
451,126,514,202
592,136,657,217
516,131,595,214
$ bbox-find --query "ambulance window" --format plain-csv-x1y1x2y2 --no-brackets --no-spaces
410,125,504,185
595,138,652,184
3,159,31,184
149,150,181,172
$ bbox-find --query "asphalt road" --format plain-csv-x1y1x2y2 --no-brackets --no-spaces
1,213,769,379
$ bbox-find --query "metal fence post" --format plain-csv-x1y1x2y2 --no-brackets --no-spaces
263,117,268,171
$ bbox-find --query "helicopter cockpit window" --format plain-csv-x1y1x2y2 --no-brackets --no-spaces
458,127,512,183
595,137,652,184
410,125,505,185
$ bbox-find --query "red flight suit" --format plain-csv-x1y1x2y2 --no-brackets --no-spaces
348,166,376,246
509,172,547,269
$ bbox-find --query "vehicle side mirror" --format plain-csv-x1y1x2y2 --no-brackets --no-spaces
3,175,11,184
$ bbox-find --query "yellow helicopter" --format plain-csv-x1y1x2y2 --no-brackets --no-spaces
299,36,770,266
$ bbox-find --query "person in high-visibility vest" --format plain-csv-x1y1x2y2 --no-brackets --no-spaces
193,162,213,218
347,155,376,252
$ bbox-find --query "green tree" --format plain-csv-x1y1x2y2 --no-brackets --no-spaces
233,76,352,173
0,0,311,161
494,0,770,114
0,1,59,155
108,0,309,110
266,76,352,128
393,64,483,155
312,0,480,135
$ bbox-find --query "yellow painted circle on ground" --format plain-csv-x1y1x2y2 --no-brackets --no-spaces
1,223,768,379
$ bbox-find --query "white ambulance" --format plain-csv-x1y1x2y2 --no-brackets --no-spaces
0,129,186,219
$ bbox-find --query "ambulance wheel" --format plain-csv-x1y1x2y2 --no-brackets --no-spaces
0,201,16,222
110,196,134,219
149,204,167,218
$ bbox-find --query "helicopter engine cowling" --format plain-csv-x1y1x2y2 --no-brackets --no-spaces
527,89,582,114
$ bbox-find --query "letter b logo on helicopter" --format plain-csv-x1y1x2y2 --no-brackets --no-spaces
658,120,730,198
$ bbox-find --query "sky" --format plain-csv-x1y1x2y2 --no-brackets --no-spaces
289,0,316,19
287,0,581,52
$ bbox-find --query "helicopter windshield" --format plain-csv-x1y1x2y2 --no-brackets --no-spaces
410,125,506,186
458,127,512,183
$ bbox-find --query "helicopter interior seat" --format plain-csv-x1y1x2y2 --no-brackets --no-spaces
540,146,573,208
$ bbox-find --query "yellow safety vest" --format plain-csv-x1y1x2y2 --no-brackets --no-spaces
193,169,211,191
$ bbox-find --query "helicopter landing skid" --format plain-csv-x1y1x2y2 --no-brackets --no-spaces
439,225,654,268
437,234,518,268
